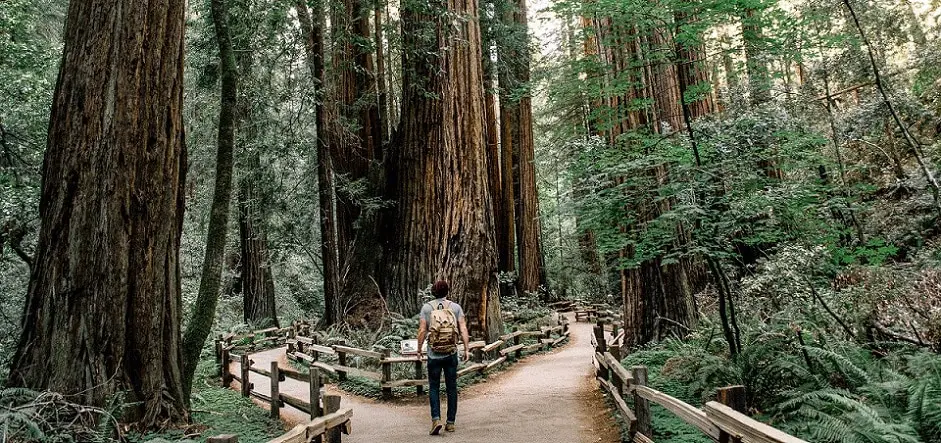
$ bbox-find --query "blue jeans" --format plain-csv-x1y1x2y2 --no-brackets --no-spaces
427,353,458,423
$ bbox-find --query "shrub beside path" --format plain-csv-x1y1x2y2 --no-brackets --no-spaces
232,314,620,442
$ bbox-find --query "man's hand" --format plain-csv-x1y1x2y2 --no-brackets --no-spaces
462,349,470,362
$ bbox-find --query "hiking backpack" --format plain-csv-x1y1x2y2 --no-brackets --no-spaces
427,300,458,354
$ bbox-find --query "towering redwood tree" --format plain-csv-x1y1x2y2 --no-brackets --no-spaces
585,8,700,347
328,0,386,323
296,0,341,325
182,0,239,397
481,0,515,285
8,0,189,426
238,171,279,327
386,0,503,340
497,0,546,295
232,5,279,328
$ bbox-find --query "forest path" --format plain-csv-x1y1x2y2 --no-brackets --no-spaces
231,314,619,442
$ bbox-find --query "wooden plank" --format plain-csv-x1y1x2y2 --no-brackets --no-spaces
457,363,485,376
481,340,505,352
309,361,338,376
524,343,542,353
484,356,507,371
280,366,306,382
382,378,427,388
595,352,608,370
266,425,307,443
704,402,808,443
249,390,273,403
500,344,525,356
254,327,280,335
382,355,423,364
291,352,315,363
334,344,383,359
598,376,637,433
604,353,633,385
551,334,568,346
279,392,312,414
634,385,720,440
463,340,487,351
308,344,337,355
249,366,274,378
332,364,382,381
634,433,655,443
499,330,524,341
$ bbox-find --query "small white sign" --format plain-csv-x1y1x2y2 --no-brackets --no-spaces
401,339,420,355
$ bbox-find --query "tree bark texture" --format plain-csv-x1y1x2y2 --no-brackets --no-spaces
586,11,699,347
238,173,279,327
8,0,189,427
297,0,341,326
181,0,239,399
496,0,545,295
328,0,386,324
387,0,504,341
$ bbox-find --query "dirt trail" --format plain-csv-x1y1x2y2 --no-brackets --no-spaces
230,314,619,442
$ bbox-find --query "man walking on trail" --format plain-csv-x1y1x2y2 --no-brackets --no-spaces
417,280,470,435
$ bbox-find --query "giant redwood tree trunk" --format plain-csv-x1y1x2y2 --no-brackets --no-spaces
239,172,279,327
8,0,189,427
386,0,503,341
328,0,386,324
496,0,545,296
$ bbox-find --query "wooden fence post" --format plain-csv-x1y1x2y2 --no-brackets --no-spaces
716,385,747,443
609,344,623,396
214,335,223,363
220,348,230,386
632,366,652,437
310,366,322,418
414,359,425,396
381,348,393,400
270,361,280,419
544,329,552,350
313,336,322,363
513,327,522,360
473,347,483,363
336,340,347,380
240,354,251,397
324,395,342,442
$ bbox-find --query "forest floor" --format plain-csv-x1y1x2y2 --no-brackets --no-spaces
229,314,620,442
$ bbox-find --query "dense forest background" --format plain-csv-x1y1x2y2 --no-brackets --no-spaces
2,0,941,441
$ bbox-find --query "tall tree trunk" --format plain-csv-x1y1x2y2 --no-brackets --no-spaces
387,0,503,341
181,0,239,400
239,172,279,327
329,0,386,323
497,0,545,295
8,0,189,427
375,6,390,143
296,0,341,325
230,9,279,329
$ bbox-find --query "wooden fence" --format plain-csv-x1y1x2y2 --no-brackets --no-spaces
283,313,572,399
590,322,808,443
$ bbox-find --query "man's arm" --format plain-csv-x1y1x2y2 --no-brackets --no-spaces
417,318,427,358
458,317,470,361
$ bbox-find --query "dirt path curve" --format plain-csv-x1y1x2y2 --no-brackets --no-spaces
231,314,619,442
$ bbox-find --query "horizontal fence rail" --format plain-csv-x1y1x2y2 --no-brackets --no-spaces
590,318,809,443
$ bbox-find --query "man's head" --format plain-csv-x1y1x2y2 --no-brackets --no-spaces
432,280,449,299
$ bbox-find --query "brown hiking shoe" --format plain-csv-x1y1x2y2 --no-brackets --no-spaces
430,420,443,435
445,423,455,432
